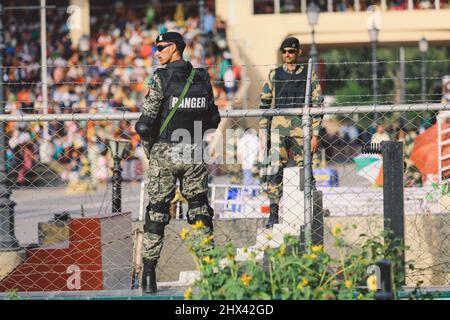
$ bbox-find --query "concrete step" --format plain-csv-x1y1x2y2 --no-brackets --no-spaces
235,247,265,261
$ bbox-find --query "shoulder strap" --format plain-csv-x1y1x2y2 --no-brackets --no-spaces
159,67,196,137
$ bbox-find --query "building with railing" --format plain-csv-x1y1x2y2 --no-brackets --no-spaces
216,0,450,105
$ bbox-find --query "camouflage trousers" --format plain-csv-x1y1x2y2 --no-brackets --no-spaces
266,134,315,205
142,142,214,263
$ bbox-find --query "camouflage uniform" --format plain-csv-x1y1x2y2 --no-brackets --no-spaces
140,72,215,264
259,64,323,205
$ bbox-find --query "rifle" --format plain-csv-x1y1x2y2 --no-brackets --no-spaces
131,180,146,289
260,115,272,188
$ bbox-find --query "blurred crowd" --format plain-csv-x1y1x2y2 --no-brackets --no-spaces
2,2,240,187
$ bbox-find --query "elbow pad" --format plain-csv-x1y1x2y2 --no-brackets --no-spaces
135,115,155,142
210,113,221,129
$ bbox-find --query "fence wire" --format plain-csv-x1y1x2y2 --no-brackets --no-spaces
0,102,450,292
1,44,450,292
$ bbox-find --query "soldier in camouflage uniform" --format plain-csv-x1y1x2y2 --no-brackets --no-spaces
135,32,221,293
259,37,323,228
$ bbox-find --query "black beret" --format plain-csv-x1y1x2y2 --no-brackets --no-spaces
280,37,300,50
156,32,184,44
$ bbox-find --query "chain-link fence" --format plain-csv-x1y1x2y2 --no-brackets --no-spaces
1,99,450,294
0,18,449,293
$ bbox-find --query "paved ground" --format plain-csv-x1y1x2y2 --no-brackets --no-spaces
0,287,186,300
10,163,368,246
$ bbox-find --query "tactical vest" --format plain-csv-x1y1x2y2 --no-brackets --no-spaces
156,66,211,144
274,66,307,109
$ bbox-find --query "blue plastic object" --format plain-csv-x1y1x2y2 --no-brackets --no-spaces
226,187,242,213
313,167,339,187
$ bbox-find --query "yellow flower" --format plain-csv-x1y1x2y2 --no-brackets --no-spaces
184,287,192,300
241,273,252,287
311,244,323,253
227,255,235,261
297,278,309,289
203,256,215,265
179,228,190,240
192,220,204,230
367,275,378,292
331,224,342,237
200,235,214,248
345,280,353,289
308,253,318,261
277,244,286,257
265,234,273,241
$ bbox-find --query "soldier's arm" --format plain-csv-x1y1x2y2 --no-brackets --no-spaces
259,69,275,129
141,73,164,119
135,72,164,156
310,70,324,137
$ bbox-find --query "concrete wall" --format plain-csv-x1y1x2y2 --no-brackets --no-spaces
155,214,449,285
323,214,450,286
101,213,133,290
156,218,265,282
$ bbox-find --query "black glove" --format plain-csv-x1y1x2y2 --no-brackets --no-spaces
135,115,156,142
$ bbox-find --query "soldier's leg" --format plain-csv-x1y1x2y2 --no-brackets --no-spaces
266,134,288,228
181,163,214,247
142,147,176,293
291,136,316,189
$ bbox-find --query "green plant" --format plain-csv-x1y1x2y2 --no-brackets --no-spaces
181,222,418,300
6,289,20,300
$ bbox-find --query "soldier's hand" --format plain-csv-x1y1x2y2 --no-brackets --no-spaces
311,136,319,154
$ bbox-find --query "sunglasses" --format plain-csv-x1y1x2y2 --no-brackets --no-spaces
281,49,298,54
156,43,173,52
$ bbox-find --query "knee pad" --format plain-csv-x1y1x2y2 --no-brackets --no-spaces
149,201,170,214
187,193,209,210
144,220,166,236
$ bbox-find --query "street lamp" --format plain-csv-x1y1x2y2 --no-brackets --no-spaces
419,37,428,103
368,22,379,123
307,1,320,74
109,139,130,213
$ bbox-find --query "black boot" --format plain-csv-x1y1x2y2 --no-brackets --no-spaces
265,203,279,229
142,260,157,294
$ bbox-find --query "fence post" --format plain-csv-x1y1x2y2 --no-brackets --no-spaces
374,259,395,300
301,58,314,249
381,141,405,286
362,141,405,286
0,3,19,250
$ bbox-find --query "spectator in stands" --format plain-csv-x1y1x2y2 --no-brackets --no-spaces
339,119,359,143
3,3,239,186
371,123,391,144
336,0,354,11
203,9,216,34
